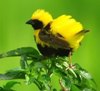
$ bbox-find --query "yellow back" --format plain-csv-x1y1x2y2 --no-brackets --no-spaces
50,15,84,50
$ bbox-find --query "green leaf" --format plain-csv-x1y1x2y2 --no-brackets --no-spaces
3,81,20,89
68,68,77,78
80,70,92,80
32,78,43,90
0,81,20,91
53,88,57,91
73,64,97,91
0,87,3,91
0,47,39,59
0,68,25,80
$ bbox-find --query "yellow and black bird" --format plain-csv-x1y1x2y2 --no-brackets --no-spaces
26,9,89,57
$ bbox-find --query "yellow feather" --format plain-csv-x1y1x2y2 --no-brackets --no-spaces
31,9,53,27
50,15,84,50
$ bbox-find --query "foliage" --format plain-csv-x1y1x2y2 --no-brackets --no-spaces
0,81,20,91
0,47,97,91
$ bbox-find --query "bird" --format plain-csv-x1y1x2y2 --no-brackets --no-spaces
26,9,89,58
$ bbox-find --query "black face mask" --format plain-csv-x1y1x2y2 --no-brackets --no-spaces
26,19,43,30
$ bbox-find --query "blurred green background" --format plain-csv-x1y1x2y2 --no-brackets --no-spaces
0,0,100,91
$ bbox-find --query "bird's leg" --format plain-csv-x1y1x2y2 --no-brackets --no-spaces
68,51,72,68
59,79,70,91
68,52,75,69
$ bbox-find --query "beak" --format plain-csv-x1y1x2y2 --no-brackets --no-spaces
26,19,33,25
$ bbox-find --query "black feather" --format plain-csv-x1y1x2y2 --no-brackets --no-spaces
37,44,72,56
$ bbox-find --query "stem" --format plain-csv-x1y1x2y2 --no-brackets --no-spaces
20,55,28,69
59,79,70,91
33,78,43,90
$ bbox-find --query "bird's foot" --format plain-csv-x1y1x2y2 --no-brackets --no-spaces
65,63,75,71
69,63,75,69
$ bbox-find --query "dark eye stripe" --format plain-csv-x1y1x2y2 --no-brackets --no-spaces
32,19,44,29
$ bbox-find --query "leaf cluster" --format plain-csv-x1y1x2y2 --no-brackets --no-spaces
0,47,97,91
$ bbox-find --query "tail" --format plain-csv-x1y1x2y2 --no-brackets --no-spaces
76,29,90,36
74,29,89,38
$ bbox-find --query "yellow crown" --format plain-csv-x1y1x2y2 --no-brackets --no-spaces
31,9,53,26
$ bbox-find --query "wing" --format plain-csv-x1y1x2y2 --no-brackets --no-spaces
39,30,71,50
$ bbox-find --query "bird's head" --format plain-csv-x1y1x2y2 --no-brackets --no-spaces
26,9,53,30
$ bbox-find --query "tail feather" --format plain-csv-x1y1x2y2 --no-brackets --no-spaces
72,29,90,43
76,30,90,36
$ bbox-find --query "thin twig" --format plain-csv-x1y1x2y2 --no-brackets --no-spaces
59,79,70,91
